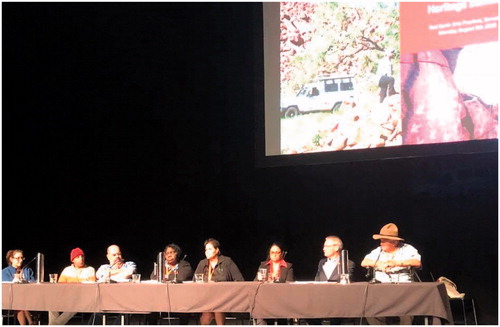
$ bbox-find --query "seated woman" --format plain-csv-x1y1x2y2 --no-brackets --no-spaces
254,242,294,283
253,242,294,325
193,238,244,325
149,243,194,324
150,243,193,282
2,249,36,325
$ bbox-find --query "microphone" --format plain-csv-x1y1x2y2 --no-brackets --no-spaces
110,257,124,268
19,256,37,283
172,263,179,283
169,255,187,284
21,256,37,271
282,251,288,259
105,258,124,283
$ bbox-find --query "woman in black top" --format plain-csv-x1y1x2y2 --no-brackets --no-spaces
150,243,193,282
194,238,244,325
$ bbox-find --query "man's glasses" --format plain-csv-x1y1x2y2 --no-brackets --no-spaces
13,257,24,260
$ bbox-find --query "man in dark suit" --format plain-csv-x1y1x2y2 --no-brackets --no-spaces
311,236,355,325
315,235,354,282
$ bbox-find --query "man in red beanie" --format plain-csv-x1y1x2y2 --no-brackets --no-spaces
48,247,95,325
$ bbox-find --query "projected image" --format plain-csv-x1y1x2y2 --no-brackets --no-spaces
278,2,498,155
400,2,498,145
280,2,402,154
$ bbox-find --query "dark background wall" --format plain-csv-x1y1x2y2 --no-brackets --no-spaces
2,3,497,324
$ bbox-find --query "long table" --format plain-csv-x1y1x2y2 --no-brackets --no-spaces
2,281,453,324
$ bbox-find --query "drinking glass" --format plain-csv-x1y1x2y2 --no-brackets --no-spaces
49,274,58,283
195,273,204,283
258,268,268,282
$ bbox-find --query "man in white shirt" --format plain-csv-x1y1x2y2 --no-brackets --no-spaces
361,223,421,283
361,223,422,324
96,244,136,282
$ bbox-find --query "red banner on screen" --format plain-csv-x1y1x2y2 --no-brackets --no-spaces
400,2,498,54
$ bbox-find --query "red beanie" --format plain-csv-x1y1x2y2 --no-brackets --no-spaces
70,247,84,262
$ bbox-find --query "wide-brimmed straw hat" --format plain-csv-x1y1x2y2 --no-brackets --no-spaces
372,223,404,241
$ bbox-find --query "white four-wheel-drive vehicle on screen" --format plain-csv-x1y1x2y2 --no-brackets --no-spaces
280,75,356,118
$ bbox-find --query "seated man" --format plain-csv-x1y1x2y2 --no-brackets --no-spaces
310,236,355,325
315,235,354,282
96,244,136,282
92,245,137,325
49,247,95,325
361,223,421,324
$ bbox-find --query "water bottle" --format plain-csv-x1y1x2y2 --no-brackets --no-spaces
36,253,44,283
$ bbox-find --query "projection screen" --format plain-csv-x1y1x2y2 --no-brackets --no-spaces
259,2,498,166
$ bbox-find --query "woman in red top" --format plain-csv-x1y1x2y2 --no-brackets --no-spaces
254,242,294,283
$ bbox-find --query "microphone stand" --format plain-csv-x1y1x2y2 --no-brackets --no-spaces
18,256,37,283
274,251,287,283
167,254,187,284
107,258,123,283
172,265,179,284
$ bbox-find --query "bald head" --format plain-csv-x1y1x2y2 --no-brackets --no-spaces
106,245,123,265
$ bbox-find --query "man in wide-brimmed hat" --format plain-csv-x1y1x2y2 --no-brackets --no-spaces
361,223,421,283
361,223,421,325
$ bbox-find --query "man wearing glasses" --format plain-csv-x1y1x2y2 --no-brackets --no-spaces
314,235,354,282
310,236,355,325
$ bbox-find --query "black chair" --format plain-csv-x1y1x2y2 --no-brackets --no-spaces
2,310,16,325
449,297,478,325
